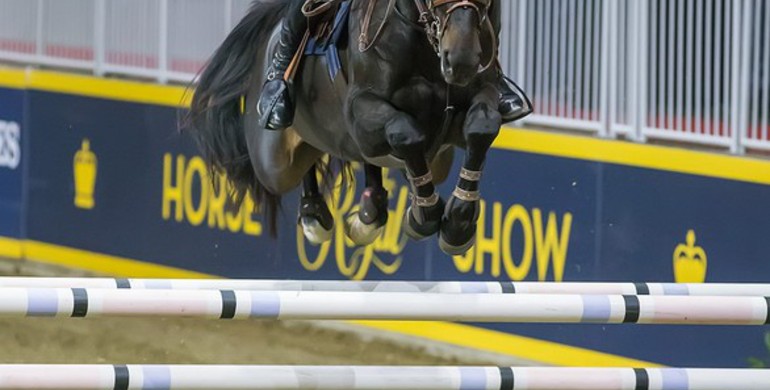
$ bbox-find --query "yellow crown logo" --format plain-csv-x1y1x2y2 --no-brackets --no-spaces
73,139,97,210
673,230,707,283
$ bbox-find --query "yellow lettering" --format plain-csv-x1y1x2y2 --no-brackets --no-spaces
374,186,408,253
335,217,359,277
474,201,502,276
502,204,533,281
532,209,573,281
297,225,331,271
183,157,208,226
453,251,475,273
225,203,242,232
207,173,227,229
162,154,185,222
242,194,262,236
161,153,263,238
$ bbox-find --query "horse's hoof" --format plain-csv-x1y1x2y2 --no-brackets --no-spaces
301,216,334,245
439,232,475,256
343,210,385,246
403,206,441,241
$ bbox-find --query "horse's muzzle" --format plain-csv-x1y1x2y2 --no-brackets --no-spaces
441,50,479,87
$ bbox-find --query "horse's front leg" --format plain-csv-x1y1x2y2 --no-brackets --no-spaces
440,84,502,255
350,92,444,241
343,163,389,246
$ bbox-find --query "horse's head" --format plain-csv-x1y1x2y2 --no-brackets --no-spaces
424,0,494,86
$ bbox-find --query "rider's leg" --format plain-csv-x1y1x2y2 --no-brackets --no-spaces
489,3,532,123
257,0,307,131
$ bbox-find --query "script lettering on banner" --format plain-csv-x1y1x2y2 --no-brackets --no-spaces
297,166,407,281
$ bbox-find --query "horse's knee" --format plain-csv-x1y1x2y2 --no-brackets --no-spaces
385,115,426,153
465,102,502,137
357,139,391,159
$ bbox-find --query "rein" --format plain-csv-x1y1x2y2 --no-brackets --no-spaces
358,0,398,52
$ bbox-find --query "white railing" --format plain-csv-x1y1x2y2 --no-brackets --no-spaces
0,0,768,153
502,0,769,154
0,0,252,83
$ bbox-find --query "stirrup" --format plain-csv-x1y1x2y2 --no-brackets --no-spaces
499,76,534,123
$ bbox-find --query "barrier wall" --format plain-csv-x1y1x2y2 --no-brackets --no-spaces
0,85,23,254
1,69,770,368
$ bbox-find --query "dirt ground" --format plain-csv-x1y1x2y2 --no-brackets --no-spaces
0,261,490,365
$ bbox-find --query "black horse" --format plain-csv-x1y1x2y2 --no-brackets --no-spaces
187,0,531,255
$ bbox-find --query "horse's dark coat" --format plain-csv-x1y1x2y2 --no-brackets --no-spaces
186,0,502,253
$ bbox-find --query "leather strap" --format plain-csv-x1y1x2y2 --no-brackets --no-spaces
413,192,440,207
452,186,481,202
359,0,398,52
284,29,311,82
409,172,434,187
459,168,482,182
302,0,342,17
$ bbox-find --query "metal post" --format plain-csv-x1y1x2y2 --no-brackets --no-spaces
631,0,648,142
94,0,106,77
606,0,618,137
35,0,44,59
158,0,169,83
733,0,750,154
598,0,612,137
518,0,529,116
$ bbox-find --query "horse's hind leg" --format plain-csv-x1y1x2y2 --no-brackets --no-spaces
440,84,502,255
299,164,334,245
344,164,388,246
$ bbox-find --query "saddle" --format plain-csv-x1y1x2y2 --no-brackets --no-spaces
283,0,351,84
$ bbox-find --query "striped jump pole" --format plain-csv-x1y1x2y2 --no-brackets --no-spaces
0,365,768,390
4,287,770,324
0,277,769,296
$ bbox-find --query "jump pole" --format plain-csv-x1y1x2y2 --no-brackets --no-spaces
0,365,768,389
3,287,770,325
0,277,768,296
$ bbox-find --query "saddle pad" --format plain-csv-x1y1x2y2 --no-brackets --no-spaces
304,0,351,80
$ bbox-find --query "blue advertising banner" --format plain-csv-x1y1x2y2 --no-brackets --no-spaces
5,73,770,368
0,87,24,240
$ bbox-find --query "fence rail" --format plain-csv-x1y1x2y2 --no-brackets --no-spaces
0,0,768,153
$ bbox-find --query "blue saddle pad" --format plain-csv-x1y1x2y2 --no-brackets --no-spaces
303,0,351,80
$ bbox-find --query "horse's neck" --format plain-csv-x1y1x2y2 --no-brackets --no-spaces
391,0,442,79
396,0,421,23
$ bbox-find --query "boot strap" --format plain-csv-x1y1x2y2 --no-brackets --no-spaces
412,192,440,208
409,172,433,187
452,186,481,202
459,168,482,182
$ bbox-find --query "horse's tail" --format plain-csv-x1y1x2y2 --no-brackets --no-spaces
184,0,288,235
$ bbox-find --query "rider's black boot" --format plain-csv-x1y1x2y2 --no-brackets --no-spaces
258,1,306,130
498,74,533,123
489,2,533,123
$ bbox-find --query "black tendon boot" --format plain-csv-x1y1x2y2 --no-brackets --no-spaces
258,1,307,130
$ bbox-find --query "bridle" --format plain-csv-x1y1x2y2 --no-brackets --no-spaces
357,0,497,74
411,0,497,74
